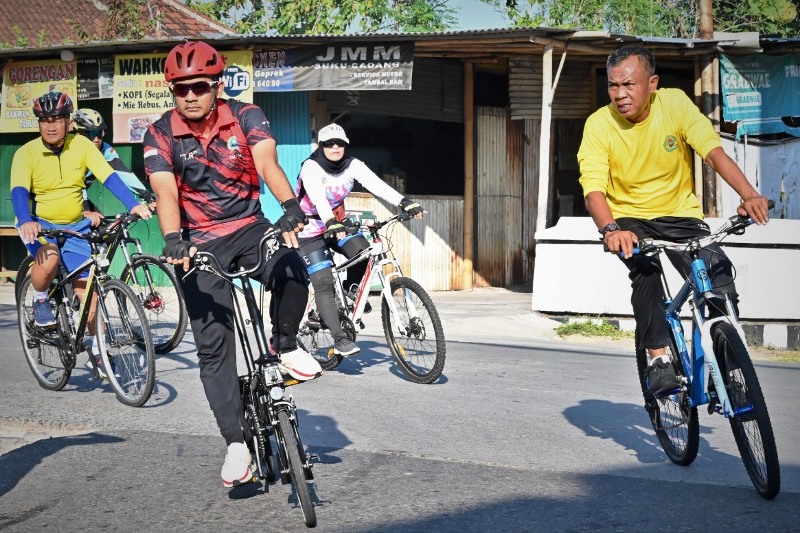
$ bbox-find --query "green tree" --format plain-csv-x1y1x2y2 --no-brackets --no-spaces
71,0,162,42
498,0,798,38
186,0,456,34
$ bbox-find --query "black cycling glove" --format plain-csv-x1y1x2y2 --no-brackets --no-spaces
323,218,346,240
399,197,424,216
276,198,308,234
162,232,194,262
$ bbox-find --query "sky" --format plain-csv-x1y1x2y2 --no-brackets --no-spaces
450,0,509,30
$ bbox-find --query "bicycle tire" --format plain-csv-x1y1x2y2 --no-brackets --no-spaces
240,376,276,483
635,340,699,466
120,254,188,354
17,274,71,390
96,279,156,407
276,408,316,528
381,277,446,384
713,322,781,499
297,307,354,371
14,255,34,305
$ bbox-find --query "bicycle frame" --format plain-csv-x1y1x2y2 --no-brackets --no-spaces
44,235,113,359
659,244,749,419
190,234,312,468
37,214,144,363
327,216,422,335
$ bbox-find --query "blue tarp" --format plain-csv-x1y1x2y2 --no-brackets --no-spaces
720,53,800,138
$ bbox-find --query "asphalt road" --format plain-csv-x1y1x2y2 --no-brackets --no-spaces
1,286,798,532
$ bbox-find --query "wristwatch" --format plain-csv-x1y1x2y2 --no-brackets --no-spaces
599,223,621,236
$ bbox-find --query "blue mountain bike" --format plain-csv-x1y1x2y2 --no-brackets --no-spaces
625,208,780,499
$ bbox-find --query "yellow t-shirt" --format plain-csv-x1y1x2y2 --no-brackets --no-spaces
577,88,721,220
11,133,114,224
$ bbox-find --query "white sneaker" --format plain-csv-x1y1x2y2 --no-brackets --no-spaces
279,346,322,381
221,442,255,488
86,356,108,380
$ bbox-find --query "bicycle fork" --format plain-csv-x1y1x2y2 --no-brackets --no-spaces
699,314,753,419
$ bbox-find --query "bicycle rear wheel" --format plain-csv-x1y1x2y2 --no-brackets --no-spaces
275,408,316,528
635,340,699,466
96,279,156,407
713,322,780,499
17,275,71,390
297,307,353,371
120,254,188,354
381,277,446,384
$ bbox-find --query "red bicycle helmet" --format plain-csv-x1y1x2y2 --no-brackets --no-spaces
164,41,225,82
33,91,74,118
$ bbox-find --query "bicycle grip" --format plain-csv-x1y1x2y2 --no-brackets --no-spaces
602,243,639,256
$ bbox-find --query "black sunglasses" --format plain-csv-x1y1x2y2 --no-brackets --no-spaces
320,139,347,148
80,129,103,140
171,80,219,98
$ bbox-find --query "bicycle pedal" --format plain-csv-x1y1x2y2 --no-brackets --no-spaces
357,320,365,330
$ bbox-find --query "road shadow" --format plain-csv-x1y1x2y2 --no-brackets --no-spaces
320,338,449,384
562,398,784,477
0,432,124,498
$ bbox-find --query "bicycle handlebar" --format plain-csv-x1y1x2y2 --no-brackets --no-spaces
603,200,775,256
347,211,414,234
39,211,144,244
191,227,281,280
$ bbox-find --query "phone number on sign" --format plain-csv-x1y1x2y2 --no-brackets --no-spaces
255,79,283,88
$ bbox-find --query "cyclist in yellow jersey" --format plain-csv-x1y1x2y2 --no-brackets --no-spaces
11,91,152,373
577,45,770,395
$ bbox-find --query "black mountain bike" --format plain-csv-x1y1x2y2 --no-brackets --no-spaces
16,213,187,354
188,227,318,528
17,213,156,407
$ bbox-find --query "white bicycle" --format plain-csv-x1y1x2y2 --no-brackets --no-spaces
297,213,446,384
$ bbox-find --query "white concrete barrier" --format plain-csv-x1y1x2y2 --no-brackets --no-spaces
531,217,800,322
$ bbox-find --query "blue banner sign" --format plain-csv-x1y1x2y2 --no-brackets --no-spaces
720,53,800,138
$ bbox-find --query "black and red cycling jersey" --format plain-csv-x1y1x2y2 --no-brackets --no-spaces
143,99,274,244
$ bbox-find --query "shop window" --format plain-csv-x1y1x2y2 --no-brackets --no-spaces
337,114,464,196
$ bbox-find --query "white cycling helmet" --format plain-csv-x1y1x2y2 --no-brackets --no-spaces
317,123,349,144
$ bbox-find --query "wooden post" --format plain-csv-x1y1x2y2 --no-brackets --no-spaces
699,0,718,216
463,61,474,291
535,45,553,233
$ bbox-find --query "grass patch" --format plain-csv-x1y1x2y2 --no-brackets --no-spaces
750,345,800,364
556,318,634,339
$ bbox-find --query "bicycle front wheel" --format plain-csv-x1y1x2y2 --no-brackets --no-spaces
635,342,699,466
120,254,188,354
14,255,34,305
96,279,156,407
713,322,780,499
275,408,316,528
17,275,71,390
381,277,446,384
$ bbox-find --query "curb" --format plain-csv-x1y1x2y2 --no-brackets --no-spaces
551,315,800,350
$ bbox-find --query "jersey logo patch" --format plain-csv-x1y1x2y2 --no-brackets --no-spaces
663,135,678,152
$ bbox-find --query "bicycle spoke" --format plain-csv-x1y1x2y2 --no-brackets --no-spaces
381,277,445,384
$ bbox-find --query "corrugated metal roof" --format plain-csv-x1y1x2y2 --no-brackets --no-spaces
0,0,235,49
0,24,791,63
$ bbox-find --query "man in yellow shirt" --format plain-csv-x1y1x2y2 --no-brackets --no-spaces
11,91,151,372
577,45,770,395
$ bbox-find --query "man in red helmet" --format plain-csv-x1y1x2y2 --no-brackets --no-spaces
11,91,152,376
143,41,321,488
